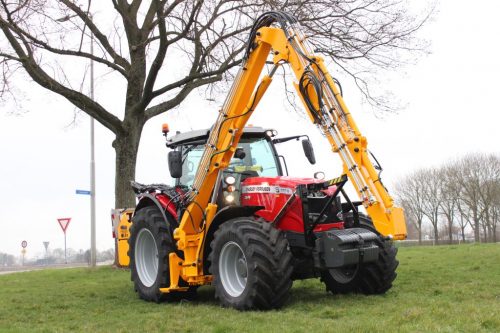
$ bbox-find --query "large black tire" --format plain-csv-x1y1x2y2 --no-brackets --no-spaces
128,206,194,302
209,217,293,310
321,213,399,295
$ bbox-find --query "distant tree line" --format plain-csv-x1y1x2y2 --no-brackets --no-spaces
395,153,500,244
0,252,17,266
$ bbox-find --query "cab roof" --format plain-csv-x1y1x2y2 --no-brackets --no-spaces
166,126,270,148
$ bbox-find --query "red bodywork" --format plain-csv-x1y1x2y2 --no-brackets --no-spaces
150,188,186,220
240,176,344,233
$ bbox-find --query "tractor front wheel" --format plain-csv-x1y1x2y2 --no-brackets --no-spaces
321,213,399,295
209,217,293,310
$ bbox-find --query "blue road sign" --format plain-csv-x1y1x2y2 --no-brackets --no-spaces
76,189,92,195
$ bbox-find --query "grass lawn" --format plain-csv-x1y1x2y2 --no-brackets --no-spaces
0,243,499,333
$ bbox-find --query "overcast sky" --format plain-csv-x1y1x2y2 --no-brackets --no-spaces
1,0,499,257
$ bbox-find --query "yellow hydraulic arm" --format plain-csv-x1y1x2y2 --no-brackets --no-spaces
164,12,406,292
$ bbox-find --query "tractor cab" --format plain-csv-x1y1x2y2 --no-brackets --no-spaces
165,126,316,207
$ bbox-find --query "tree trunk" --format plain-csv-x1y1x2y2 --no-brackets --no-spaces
448,218,453,244
418,221,422,245
113,120,144,209
473,209,480,242
433,223,439,245
485,211,492,242
493,222,497,243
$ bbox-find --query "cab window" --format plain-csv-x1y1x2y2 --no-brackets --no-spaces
176,137,279,186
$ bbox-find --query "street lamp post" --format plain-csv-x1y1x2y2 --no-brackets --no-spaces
89,27,96,268
56,13,96,267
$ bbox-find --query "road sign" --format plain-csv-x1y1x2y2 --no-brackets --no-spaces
57,218,71,233
57,218,71,264
21,240,27,248
76,189,91,195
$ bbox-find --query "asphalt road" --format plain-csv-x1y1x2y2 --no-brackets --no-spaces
0,261,114,275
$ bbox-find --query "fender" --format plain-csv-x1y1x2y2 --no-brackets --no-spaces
202,205,263,272
135,193,178,231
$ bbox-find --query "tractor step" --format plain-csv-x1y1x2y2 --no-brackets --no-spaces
159,286,189,293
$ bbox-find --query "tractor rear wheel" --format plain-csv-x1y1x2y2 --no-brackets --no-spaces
129,206,194,302
321,213,399,294
209,217,293,310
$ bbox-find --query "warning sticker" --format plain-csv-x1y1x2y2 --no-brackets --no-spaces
241,185,293,195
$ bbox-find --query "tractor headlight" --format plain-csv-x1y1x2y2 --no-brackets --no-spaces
224,175,236,185
225,194,235,203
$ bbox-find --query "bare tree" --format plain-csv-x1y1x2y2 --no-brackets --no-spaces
455,204,470,242
439,165,457,243
420,168,442,244
440,153,500,243
491,187,500,243
395,169,428,244
477,154,500,242
0,0,431,207
450,154,488,242
449,171,471,242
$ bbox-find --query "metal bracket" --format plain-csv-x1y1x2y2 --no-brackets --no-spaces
159,253,188,294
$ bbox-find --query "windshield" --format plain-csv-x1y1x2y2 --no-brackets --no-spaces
177,137,279,187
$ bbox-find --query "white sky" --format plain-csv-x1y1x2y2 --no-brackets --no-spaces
1,0,500,257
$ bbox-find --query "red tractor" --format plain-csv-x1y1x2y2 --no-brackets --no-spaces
124,11,406,310
127,126,399,309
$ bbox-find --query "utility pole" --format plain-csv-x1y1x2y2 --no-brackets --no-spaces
90,19,97,268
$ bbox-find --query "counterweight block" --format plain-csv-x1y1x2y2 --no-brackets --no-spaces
314,228,379,269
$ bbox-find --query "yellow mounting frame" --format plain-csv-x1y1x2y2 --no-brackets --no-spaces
161,25,406,293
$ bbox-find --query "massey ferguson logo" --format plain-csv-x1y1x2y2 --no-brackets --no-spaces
242,185,293,195
244,185,272,192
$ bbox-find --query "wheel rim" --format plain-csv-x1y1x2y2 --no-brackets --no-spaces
219,241,248,297
329,265,358,284
135,228,158,288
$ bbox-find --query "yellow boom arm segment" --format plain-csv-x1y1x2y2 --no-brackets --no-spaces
165,13,406,291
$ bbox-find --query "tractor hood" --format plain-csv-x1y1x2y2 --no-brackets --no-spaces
240,176,341,233
241,176,335,195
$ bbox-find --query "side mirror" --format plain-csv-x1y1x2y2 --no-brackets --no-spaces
168,151,182,178
234,147,246,160
302,139,316,165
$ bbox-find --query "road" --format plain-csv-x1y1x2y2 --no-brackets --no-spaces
0,261,114,275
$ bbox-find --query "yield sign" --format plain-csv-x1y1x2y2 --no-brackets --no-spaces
57,218,72,233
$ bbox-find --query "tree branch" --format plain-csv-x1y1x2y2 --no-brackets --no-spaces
0,18,123,135
60,0,130,71
145,75,221,119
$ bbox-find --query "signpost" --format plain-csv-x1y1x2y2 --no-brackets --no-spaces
76,188,96,267
21,240,27,266
57,218,71,264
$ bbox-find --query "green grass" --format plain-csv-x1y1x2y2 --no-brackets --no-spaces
1,244,499,333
